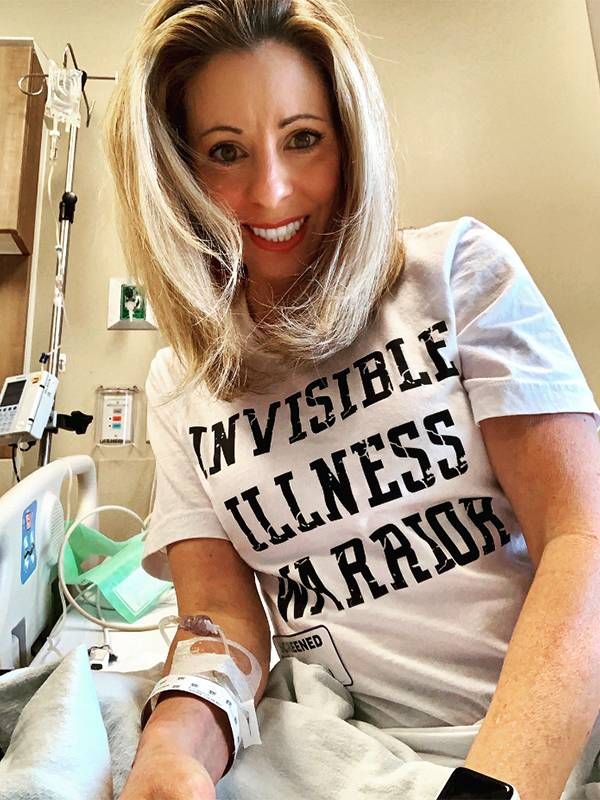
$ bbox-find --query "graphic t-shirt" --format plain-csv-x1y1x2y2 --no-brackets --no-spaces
142,215,600,729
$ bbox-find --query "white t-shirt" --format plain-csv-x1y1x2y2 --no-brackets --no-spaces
142,215,600,729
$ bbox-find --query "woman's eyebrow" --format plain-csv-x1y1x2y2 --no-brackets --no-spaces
198,113,326,139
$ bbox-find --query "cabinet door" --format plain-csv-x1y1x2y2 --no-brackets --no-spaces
0,42,46,255
0,42,46,459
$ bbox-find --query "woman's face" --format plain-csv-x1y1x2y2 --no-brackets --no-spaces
184,40,342,290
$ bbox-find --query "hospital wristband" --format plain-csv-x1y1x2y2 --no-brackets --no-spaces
141,673,241,772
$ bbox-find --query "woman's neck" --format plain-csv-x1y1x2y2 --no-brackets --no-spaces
245,274,296,323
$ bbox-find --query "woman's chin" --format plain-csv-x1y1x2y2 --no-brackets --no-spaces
244,264,305,288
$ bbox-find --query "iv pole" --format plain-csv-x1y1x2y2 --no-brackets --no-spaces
18,43,117,467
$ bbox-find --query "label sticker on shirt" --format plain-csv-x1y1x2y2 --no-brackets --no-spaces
273,625,353,686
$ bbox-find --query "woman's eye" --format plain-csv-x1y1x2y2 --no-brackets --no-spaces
289,129,323,149
207,129,323,166
208,142,241,164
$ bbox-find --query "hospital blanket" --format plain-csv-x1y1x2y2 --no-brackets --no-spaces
1,646,600,799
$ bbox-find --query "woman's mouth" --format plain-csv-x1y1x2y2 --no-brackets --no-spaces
243,216,309,252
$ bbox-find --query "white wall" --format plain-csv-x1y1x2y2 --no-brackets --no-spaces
1,0,599,535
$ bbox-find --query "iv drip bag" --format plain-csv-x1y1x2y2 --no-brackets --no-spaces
45,59,83,129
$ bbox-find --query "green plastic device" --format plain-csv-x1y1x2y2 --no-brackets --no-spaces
62,521,172,623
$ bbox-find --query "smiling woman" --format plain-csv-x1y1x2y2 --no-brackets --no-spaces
182,41,343,317
102,3,600,800
103,0,405,402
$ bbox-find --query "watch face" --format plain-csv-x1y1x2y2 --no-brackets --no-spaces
437,767,514,799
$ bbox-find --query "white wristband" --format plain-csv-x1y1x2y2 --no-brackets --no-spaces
141,673,242,768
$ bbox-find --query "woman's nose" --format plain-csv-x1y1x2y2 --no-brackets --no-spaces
247,152,293,210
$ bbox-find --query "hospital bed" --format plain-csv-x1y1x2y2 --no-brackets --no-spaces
0,455,175,674
0,454,277,676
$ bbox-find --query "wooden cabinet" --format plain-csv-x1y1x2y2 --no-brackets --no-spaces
0,40,46,256
0,40,46,459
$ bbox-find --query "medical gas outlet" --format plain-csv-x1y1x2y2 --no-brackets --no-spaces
95,387,138,446
107,279,157,330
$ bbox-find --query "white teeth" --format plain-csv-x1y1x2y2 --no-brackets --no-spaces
250,217,305,242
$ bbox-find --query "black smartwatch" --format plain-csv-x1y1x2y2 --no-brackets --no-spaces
436,767,519,799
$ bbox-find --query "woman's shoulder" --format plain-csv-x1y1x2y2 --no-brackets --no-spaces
147,345,179,380
399,215,508,252
378,215,500,315
396,215,503,281
392,216,465,282
398,215,482,244
145,346,187,404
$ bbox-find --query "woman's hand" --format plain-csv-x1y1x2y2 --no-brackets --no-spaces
119,748,217,800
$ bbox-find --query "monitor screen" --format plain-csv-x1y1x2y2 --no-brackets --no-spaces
1,380,26,407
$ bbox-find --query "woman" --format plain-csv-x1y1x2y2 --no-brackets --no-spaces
103,2,600,799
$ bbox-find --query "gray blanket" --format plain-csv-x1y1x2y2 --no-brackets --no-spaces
1,645,600,799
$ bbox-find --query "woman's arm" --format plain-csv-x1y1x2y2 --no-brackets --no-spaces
129,538,272,787
464,412,600,800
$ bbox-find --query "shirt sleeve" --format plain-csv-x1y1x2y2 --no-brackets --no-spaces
450,217,600,430
141,348,229,582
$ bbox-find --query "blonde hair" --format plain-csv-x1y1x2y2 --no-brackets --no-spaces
103,0,405,401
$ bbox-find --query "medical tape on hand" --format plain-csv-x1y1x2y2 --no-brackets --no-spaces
171,636,262,747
